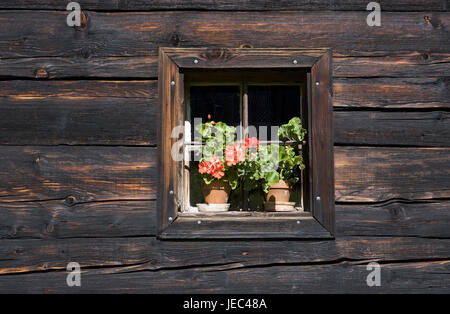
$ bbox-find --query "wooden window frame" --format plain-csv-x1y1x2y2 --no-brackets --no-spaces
158,48,334,239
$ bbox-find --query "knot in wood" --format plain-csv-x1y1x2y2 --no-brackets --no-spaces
35,68,48,79
201,48,234,62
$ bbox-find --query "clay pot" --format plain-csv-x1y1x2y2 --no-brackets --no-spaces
201,180,231,204
265,180,291,203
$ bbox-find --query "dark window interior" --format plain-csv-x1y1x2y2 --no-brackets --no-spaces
248,85,301,139
189,86,240,140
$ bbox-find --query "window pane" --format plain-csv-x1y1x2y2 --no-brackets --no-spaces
248,85,301,139
189,86,240,140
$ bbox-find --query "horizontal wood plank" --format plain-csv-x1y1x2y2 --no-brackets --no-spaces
1,80,448,146
336,201,450,237
0,1,446,11
335,147,450,202
0,80,157,145
0,236,449,275
0,201,156,239
0,11,447,59
1,199,449,240
334,77,450,108
0,146,157,203
334,111,450,146
161,215,332,239
0,146,448,206
2,54,449,79
0,257,448,293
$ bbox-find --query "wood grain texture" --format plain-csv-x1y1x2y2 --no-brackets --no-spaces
0,146,447,204
1,236,448,275
0,259,448,293
0,80,156,145
161,215,332,239
334,111,450,147
0,1,446,11
334,77,450,108
0,201,156,239
2,54,449,79
336,201,450,238
1,81,448,146
0,146,157,203
1,200,448,240
0,11,448,59
335,147,450,202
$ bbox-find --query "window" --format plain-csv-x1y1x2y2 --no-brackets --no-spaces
158,48,334,239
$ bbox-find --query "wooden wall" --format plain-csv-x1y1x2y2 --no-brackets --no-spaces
0,1,449,293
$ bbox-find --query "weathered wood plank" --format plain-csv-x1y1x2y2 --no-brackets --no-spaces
0,11,447,58
334,111,450,147
1,80,448,146
0,259,448,293
0,80,157,145
335,147,450,202
1,199,448,240
2,54,449,79
336,201,450,237
0,146,157,203
0,237,448,275
334,77,450,108
0,147,447,204
0,1,446,11
0,201,156,239
161,215,332,239
334,54,450,78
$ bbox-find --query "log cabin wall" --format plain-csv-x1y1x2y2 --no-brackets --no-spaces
0,1,449,293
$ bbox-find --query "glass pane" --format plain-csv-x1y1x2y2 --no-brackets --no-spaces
189,85,240,140
248,85,301,140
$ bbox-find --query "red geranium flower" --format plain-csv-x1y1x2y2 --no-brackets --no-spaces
244,137,260,150
225,143,247,166
198,156,225,179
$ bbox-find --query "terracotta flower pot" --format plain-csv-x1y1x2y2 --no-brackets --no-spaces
201,180,231,204
265,180,296,212
266,180,291,203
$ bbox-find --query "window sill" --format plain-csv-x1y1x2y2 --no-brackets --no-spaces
158,211,333,240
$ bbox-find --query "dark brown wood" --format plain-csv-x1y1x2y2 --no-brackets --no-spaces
0,201,156,239
158,49,183,234
335,147,450,202
334,77,450,108
0,1,446,11
1,12,448,59
1,80,448,146
161,214,332,239
0,259,448,293
0,146,447,205
310,50,335,234
2,54,449,79
334,111,450,147
336,201,450,238
2,236,448,275
0,146,157,203
0,1,449,294
0,80,157,146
